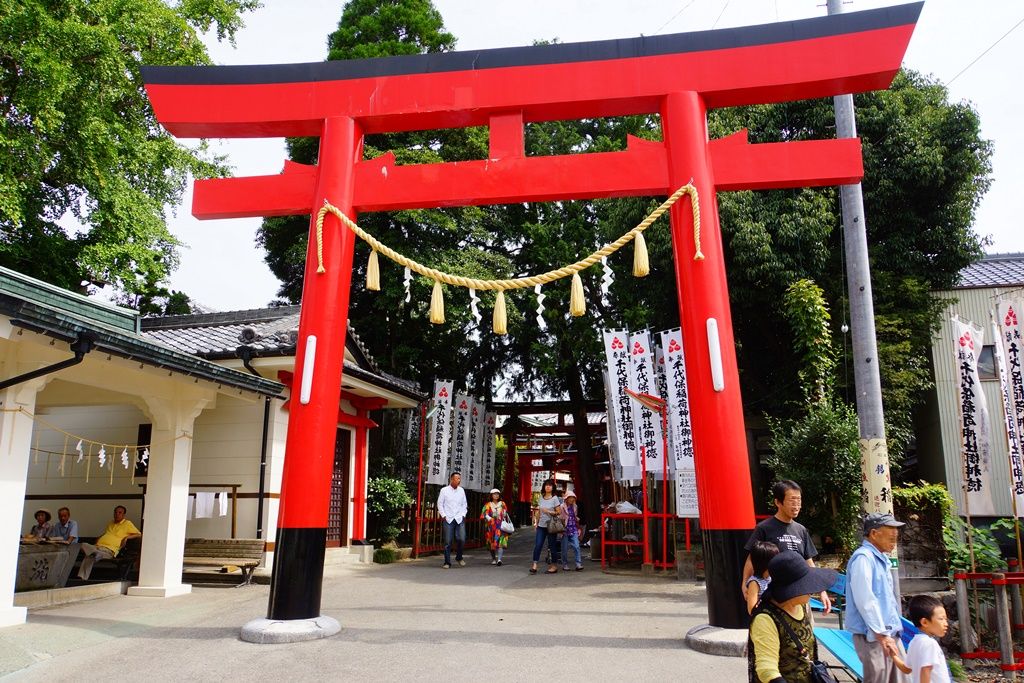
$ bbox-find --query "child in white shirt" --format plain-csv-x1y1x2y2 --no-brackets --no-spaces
894,594,951,683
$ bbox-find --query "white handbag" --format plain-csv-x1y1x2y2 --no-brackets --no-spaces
500,514,515,534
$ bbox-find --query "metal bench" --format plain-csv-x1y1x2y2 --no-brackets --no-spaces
182,538,264,586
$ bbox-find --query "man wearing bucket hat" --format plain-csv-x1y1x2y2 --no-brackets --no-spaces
845,513,909,683
748,550,839,682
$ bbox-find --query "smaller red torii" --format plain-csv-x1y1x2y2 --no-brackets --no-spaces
143,2,922,633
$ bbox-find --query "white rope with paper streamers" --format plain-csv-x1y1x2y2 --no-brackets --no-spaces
403,266,412,304
0,406,186,488
314,183,703,334
469,288,482,342
535,284,547,331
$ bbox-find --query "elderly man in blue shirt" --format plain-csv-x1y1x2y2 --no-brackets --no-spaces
846,512,910,683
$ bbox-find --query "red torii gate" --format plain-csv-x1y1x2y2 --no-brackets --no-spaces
143,3,920,632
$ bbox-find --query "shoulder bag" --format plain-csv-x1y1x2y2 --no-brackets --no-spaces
768,605,839,683
500,512,515,534
546,498,566,534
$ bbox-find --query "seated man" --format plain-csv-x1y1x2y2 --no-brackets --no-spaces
50,506,79,543
78,505,141,580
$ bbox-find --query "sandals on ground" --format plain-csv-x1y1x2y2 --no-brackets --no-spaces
529,567,537,574
545,567,559,574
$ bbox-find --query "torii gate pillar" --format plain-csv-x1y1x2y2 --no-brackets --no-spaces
266,117,360,622
663,91,753,625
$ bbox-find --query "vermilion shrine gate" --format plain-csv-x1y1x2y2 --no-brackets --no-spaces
142,3,921,632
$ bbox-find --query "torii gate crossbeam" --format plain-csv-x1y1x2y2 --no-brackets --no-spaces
142,2,921,633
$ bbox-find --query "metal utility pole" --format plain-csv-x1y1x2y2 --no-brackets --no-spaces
826,0,901,600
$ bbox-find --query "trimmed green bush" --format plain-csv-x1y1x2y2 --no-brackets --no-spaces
373,547,397,564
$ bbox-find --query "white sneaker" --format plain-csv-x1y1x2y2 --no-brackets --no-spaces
458,560,466,567
490,559,497,565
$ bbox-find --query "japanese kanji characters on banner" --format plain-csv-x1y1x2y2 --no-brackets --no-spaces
629,330,666,480
465,399,483,491
482,412,497,490
426,380,454,485
659,328,699,518
602,329,641,480
450,394,472,478
995,301,1024,513
952,318,997,516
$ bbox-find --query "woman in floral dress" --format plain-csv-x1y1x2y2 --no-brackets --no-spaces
481,488,509,566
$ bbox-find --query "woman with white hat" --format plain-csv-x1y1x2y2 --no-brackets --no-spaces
481,488,510,566
559,490,584,571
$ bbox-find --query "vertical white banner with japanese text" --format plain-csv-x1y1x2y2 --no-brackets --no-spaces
465,399,483,491
659,328,699,517
603,329,641,480
450,394,472,479
482,412,497,490
996,301,1024,514
426,380,454,486
953,318,996,516
630,330,666,480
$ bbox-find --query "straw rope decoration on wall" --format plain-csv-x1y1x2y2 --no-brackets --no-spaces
314,183,703,335
2,406,190,486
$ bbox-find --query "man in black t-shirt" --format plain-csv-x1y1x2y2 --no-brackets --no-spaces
742,480,831,612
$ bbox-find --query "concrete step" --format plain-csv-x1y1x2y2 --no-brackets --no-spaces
15,581,128,609
323,547,367,566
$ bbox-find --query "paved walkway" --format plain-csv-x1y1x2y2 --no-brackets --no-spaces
1,533,748,681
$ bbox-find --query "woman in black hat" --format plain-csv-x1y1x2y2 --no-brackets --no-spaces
748,550,839,682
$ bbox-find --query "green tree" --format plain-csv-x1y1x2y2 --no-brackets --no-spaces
0,0,260,301
706,70,991,464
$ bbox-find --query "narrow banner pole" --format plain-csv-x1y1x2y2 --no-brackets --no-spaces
662,91,755,628
267,116,361,621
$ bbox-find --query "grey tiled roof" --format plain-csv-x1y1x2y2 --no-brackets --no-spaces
955,253,1024,289
141,305,377,370
140,305,423,400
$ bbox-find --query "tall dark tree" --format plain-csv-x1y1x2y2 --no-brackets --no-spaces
0,0,260,302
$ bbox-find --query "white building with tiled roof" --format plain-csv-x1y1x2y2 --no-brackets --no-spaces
5,283,424,627
925,253,1024,518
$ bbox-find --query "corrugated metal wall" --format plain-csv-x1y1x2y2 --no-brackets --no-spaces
933,286,1018,517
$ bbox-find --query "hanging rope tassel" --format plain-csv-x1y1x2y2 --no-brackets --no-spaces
633,232,650,277
366,249,380,291
429,280,445,324
493,290,508,335
570,273,586,317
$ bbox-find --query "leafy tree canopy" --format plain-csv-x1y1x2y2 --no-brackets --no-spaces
0,0,260,305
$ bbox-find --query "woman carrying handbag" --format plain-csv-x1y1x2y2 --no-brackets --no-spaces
481,488,510,566
748,550,840,683
530,478,562,574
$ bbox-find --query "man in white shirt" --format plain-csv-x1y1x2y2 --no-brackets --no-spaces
437,472,468,568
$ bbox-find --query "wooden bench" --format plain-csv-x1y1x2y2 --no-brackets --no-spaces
182,538,264,586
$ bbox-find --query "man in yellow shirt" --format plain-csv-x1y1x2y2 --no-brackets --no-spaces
77,505,141,580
